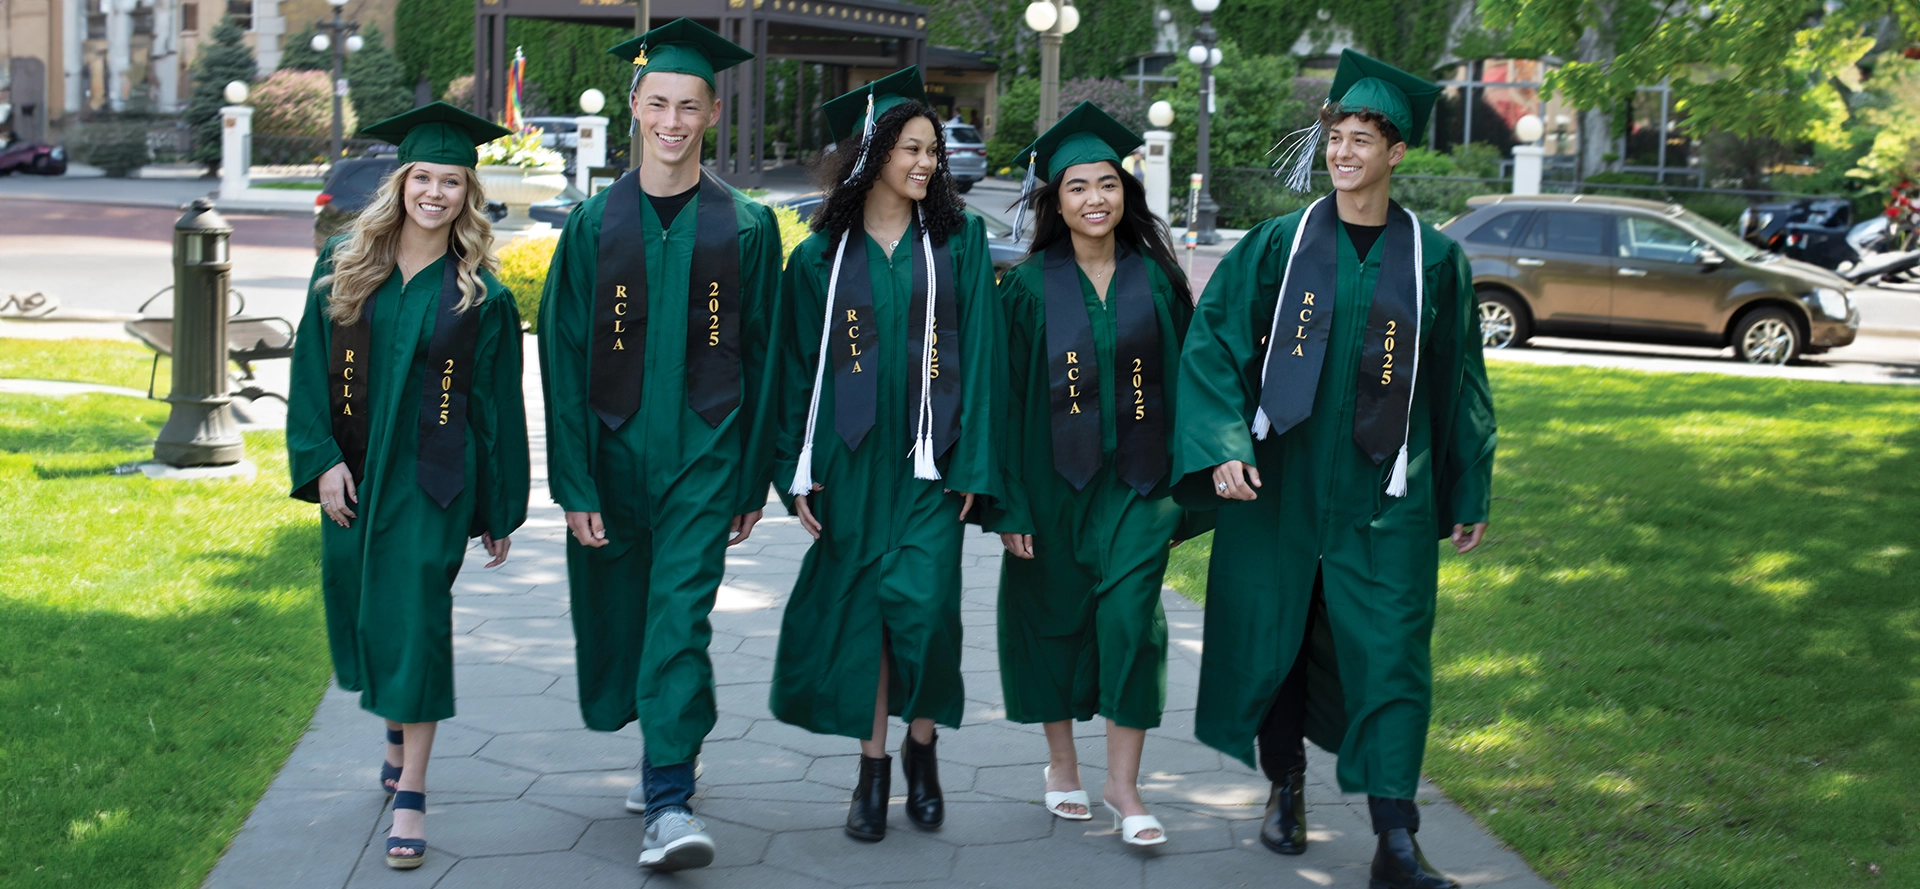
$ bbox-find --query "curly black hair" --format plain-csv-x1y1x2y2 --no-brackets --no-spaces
1016,159,1192,306
807,101,967,250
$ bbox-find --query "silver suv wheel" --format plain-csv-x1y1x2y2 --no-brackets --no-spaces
1735,310,1799,365
1479,299,1518,348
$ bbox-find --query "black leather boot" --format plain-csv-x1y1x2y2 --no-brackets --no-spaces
846,754,891,841
1259,768,1307,854
900,730,944,829
1369,828,1459,889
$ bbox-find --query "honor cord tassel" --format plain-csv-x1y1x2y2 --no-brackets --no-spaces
843,93,877,186
1384,206,1424,497
791,232,852,496
1268,119,1323,193
1010,151,1038,241
910,206,942,480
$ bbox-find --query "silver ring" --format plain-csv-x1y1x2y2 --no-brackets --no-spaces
1216,482,1228,492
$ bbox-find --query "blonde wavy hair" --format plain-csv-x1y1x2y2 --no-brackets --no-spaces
320,162,499,325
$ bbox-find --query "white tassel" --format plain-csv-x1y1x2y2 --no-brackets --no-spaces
1383,206,1425,498
911,206,942,481
789,232,851,497
1385,444,1409,497
1010,151,1039,241
843,93,877,186
1268,118,1324,193
1250,196,1326,440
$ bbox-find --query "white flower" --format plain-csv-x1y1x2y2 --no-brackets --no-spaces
478,127,566,169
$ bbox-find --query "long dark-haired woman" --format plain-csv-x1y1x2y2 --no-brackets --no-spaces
985,102,1209,847
285,103,530,870
769,67,1001,842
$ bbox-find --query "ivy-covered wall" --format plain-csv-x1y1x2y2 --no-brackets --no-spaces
394,0,634,137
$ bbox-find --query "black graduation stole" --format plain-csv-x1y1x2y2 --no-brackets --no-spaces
828,224,961,458
588,169,743,430
1256,196,1420,466
1041,241,1166,494
328,257,482,508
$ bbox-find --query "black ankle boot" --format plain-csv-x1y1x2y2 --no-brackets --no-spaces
1259,768,1307,854
1369,828,1459,889
846,754,891,841
899,731,944,829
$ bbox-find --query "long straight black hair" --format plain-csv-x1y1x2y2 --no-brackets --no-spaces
1017,160,1191,305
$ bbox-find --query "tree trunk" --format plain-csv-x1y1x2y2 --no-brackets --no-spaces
1575,11,1615,178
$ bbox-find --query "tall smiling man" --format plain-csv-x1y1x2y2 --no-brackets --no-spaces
537,18,782,873
1172,50,1497,889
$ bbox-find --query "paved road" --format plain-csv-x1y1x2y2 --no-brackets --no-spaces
199,355,1549,889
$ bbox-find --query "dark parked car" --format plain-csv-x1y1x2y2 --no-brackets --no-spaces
1443,194,1859,365
0,136,67,176
774,191,1028,274
1736,197,1857,270
312,154,507,251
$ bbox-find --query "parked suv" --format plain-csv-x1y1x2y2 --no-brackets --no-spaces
1442,194,1859,364
943,122,986,193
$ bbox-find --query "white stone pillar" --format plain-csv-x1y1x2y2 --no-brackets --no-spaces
151,0,182,113
220,106,253,200
574,115,608,193
1144,129,1173,221
106,0,134,112
1511,144,1544,196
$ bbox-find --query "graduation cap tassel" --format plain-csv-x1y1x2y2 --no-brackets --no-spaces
910,206,942,482
843,92,877,186
1010,151,1038,240
1268,119,1324,193
1384,205,1425,498
790,231,853,497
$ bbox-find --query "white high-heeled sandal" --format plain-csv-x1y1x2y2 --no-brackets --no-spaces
1042,766,1092,821
1102,794,1167,847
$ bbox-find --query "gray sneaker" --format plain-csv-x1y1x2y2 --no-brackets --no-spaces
638,810,714,871
625,781,647,814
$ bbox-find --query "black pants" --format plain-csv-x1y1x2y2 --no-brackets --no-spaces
1255,570,1418,835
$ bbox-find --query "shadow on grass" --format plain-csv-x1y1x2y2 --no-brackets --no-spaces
1422,365,1920,886
0,494,327,889
0,393,168,478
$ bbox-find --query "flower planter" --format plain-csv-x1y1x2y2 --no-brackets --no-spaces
476,164,567,231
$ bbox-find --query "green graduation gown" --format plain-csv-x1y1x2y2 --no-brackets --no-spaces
986,251,1211,729
288,241,531,724
1171,208,1496,799
538,179,783,766
769,214,1002,738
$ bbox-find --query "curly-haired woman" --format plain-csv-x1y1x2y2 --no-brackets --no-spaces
768,67,1002,842
285,102,529,871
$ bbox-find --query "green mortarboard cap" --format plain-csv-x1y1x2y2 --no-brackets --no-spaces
1326,49,1441,147
356,101,513,168
822,66,927,142
607,18,754,90
1019,101,1144,181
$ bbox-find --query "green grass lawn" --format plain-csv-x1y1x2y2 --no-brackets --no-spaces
0,340,327,888
0,337,170,396
1167,362,1920,886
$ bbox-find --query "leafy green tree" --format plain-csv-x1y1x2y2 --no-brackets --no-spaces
185,16,258,165
1481,0,1879,175
346,26,414,127
278,24,331,72
1151,41,1306,175
985,77,1041,170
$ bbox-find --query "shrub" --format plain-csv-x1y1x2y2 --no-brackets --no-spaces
346,26,413,129
69,121,152,177
277,24,331,72
772,204,808,267
1395,147,1461,177
985,78,1040,172
185,17,257,165
494,233,559,333
251,69,351,138
442,75,475,111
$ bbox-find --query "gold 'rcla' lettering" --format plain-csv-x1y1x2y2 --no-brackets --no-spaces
1069,384,1080,397
1067,367,1080,381
613,338,625,350
1302,292,1315,306
616,285,628,298
344,349,355,362
342,403,353,415
341,384,351,397
1299,308,1313,323
1292,343,1304,356
343,367,353,381
1069,402,1081,414
852,360,862,373
614,320,626,333
846,309,858,322
847,326,860,339
1295,325,1307,339
1066,351,1079,364
614,302,628,315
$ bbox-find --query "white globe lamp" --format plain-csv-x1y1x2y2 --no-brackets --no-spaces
223,81,249,104
1058,3,1080,33
1024,0,1058,31
1209,47,1223,66
310,33,330,52
1514,114,1544,145
1186,44,1207,65
345,34,364,53
1191,0,1220,11
1148,101,1174,128
580,88,607,115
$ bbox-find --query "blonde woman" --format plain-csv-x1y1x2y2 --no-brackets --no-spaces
286,103,530,871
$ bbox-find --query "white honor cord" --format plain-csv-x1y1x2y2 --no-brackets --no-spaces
910,205,942,480
1251,195,1327,440
789,231,852,497
1384,206,1423,498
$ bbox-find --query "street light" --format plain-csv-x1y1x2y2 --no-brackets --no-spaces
1025,0,1080,131
1149,100,1174,129
314,0,361,165
1188,0,1223,244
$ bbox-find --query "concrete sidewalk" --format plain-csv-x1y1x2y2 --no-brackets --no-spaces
199,363,1549,889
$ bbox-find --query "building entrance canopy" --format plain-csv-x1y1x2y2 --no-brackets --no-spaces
475,0,930,185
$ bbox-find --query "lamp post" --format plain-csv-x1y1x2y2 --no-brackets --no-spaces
309,0,362,164
1024,0,1081,131
1187,0,1222,244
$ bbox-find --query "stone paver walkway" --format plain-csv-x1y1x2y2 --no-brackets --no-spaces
202,360,1550,889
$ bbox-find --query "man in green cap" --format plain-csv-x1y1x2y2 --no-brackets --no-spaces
537,17,781,873
1171,49,1496,888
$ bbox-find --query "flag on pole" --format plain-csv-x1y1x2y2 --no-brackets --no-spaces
503,47,527,131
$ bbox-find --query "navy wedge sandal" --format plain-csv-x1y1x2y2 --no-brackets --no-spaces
386,790,427,870
380,728,404,793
